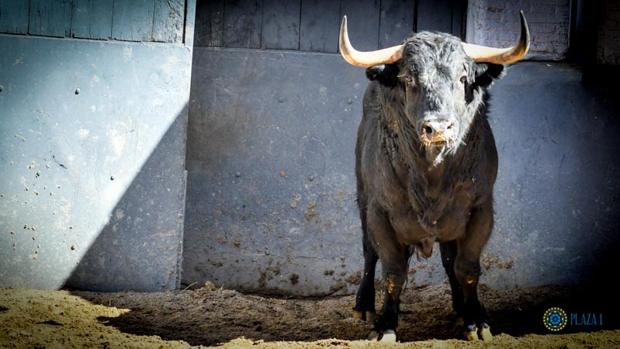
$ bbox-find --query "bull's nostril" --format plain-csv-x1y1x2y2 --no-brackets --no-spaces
424,126,433,135
447,123,454,130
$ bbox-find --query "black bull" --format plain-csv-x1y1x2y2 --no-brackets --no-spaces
344,16,530,342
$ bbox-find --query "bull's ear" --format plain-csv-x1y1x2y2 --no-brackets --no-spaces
473,63,504,89
366,64,399,87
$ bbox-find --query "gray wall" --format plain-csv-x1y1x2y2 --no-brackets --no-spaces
597,0,620,65
467,0,571,60
0,0,196,291
185,49,620,295
184,48,367,295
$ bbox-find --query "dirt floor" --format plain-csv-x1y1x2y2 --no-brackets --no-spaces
1,282,619,348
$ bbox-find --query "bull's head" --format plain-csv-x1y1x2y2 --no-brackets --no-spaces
340,12,530,158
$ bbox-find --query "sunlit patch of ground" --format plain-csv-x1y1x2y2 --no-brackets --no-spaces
0,284,618,348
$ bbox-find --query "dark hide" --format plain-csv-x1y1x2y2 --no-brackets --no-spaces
353,31,505,338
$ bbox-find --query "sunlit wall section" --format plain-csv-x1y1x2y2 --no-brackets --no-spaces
0,0,196,291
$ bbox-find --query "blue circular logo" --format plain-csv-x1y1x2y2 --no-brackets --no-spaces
543,307,568,331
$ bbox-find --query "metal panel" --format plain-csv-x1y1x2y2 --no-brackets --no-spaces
261,0,301,50
65,113,189,291
299,0,340,53
185,47,368,296
194,0,225,47
112,0,155,42
153,0,185,43
340,0,381,51
379,0,414,47
0,0,29,34
71,0,114,40
223,0,262,48
0,29,193,291
29,0,72,38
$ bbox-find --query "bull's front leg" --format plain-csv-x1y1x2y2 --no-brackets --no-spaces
366,208,409,342
352,223,378,323
455,201,494,341
439,240,464,316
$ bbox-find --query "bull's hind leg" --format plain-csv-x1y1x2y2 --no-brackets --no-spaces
353,223,378,323
455,202,494,341
365,208,408,342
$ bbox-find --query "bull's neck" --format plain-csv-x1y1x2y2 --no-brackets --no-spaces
380,109,478,216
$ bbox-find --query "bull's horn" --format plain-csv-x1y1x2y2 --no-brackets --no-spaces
462,11,530,64
339,15,403,68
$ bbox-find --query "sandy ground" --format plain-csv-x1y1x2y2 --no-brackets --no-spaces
1,282,619,348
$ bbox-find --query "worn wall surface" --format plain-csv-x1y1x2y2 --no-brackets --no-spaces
184,48,366,295
185,46,620,296
467,0,570,60
597,0,620,65
0,0,196,291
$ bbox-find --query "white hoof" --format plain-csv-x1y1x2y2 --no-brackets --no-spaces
368,330,397,342
479,323,493,341
465,330,479,341
380,330,397,343
465,324,479,341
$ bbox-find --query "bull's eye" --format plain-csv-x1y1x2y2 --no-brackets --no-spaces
460,75,467,84
398,73,413,85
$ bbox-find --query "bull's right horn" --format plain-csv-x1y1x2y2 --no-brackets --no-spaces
462,11,530,64
339,15,403,68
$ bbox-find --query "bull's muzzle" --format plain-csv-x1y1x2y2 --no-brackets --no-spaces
420,120,456,145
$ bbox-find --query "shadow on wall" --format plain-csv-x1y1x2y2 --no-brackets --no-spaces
64,106,188,292
572,83,620,287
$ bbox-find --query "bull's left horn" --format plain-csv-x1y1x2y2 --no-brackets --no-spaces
339,15,403,68
462,11,530,64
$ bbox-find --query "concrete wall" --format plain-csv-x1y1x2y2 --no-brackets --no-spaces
184,48,367,295
0,0,196,291
184,44,620,295
466,0,571,60
597,0,620,65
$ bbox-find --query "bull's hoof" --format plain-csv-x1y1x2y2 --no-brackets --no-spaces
367,330,397,342
465,324,479,341
380,330,397,342
479,323,493,341
352,310,376,323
